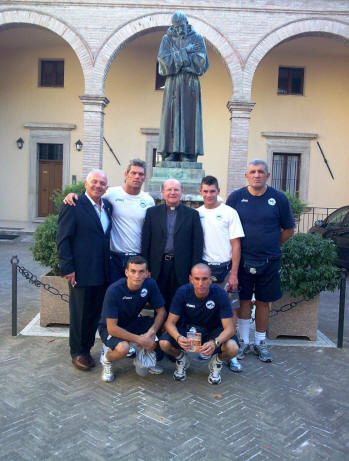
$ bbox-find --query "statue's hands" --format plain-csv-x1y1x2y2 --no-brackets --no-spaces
186,43,199,53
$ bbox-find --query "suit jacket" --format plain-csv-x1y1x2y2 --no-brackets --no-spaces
141,203,203,285
57,194,112,286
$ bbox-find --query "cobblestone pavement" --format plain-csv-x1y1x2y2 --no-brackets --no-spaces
1,237,349,461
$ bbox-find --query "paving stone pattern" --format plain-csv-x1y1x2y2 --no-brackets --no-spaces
1,237,349,460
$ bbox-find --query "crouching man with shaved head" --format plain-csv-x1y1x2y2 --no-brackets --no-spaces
160,264,239,384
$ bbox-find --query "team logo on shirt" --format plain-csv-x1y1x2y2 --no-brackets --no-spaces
186,303,196,308
268,198,276,206
216,214,223,221
140,288,148,297
139,200,147,208
206,300,215,310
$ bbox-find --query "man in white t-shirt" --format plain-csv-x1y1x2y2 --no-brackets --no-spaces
198,175,245,372
63,159,155,283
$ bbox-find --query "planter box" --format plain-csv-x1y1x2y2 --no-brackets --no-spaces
267,293,320,341
40,275,70,326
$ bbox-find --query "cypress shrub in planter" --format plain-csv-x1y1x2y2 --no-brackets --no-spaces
30,182,85,326
267,233,340,340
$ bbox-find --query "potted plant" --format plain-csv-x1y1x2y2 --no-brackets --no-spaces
267,233,340,340
31,182,85,326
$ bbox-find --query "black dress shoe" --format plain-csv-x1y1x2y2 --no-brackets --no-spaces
72,355,91,371
87,353,96,368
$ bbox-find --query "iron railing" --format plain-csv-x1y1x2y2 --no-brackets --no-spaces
295,207,337,233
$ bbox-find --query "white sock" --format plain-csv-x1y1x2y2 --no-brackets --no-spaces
103,352,111,363
238,318,250,344
255,331,266,345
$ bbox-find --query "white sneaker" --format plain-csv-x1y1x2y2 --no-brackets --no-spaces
101,354,115,383
148,364,164,375
208,354,223,385
229,356,243,373
173,352,190,381
127,345,136,358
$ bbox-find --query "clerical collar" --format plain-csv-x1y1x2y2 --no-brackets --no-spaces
167,205,179,211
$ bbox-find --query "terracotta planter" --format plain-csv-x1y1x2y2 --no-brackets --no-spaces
267,293,320,341
40,274,70,326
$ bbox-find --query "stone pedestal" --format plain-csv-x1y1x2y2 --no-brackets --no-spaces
40,275,70,326
267,293,320,341
147,161,205,201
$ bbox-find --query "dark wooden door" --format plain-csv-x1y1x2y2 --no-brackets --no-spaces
37,143,63,217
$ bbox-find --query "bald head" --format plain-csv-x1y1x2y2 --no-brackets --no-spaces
161,178,182,207
190,263,212,299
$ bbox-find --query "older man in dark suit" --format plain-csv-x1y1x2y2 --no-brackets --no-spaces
141,178,203,310
57,169,112,371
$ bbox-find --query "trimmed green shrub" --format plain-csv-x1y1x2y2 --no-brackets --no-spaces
281,233,340,299
282,190,307,222
31,214,60,275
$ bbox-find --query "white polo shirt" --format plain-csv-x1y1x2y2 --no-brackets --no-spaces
198,203,244,263
103,186,154,253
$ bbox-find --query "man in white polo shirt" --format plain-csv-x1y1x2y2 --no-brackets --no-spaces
198,175,245,372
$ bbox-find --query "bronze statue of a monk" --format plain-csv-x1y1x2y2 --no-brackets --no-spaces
157,12,209,162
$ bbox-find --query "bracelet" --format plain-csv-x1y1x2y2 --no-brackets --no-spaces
176,334,182,343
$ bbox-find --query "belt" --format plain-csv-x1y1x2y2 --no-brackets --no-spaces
204,261,231,268
111,251,138,257
163,254,174,261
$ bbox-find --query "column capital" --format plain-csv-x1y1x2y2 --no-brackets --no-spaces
227,100,255,119
79,95,110,111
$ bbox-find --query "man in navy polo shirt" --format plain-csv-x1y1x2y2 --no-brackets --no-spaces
226,159,295,363
159,264,239,385
98,256,166,382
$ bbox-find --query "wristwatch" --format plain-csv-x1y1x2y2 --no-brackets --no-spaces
214,338,220,348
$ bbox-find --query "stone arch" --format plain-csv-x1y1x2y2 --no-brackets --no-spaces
93,12,243,97
244,17,349,99
0,8,93,88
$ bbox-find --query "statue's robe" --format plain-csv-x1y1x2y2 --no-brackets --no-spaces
157,25,209,158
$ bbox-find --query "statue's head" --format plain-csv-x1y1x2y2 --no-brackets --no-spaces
171,11,188,37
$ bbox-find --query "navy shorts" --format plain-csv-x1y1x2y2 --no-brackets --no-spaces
109,251,140,284
99,316,153,350
238,259,281,303
160,325,239,354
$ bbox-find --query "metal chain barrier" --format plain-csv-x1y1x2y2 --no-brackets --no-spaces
13,258,69,303
269,298,307,318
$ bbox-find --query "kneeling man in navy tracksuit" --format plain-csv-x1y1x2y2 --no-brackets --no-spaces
160,263,239,384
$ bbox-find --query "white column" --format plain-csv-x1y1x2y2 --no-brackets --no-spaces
226,100,255,193
79,95,109,178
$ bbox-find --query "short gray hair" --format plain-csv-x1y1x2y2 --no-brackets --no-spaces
126,158,146,175
86,169,108,185
247,159,269,174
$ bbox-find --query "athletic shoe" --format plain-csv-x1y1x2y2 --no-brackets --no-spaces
198,352,211,360
253,340,272,362
148,364,164,375
127,345,136,358
237,340,253,360
101,354,115,382
229,357,243,372
173,352,190,381
208,354,223,385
